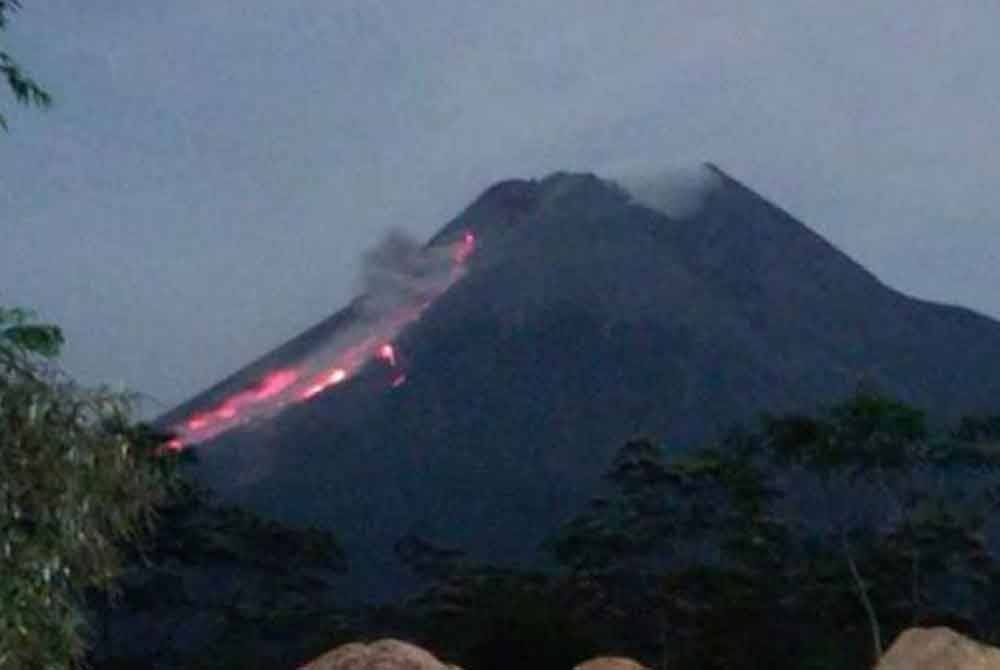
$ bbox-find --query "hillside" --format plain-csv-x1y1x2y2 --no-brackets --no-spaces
164,165,1000,600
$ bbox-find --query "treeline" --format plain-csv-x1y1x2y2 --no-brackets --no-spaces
380,393,1000,670
88,481,350,670
83,392,1000,670
9,312,996,670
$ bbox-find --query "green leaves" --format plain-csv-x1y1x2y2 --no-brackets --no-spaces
1,0,53,132
1,53,52,109
1,306,180,670
0,2,24,30
763,392,929,474
1,307,64,359
3,323,64,358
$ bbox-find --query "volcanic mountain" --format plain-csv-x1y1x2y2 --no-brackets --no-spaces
163,165,1000,600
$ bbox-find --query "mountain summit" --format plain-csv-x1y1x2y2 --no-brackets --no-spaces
166,165,1000,599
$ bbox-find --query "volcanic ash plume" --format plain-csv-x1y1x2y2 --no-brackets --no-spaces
166,228,475,450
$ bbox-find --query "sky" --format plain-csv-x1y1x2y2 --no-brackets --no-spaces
2,1,998,414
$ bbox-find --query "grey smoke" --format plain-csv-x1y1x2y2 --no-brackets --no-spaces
357,229,457,318
290,228,460,379
169,228,462,452
612,164,723,220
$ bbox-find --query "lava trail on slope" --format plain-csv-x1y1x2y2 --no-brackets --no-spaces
163,231,476,450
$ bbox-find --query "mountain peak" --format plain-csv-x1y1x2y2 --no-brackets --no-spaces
171,164,1000,601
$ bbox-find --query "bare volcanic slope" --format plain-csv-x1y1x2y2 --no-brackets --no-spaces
168,165,1000,600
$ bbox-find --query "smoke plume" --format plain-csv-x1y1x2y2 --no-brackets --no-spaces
610,163,722,220
357,229,458,317
166,228,474,450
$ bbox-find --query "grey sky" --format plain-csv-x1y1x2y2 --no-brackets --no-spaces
2,1,998,413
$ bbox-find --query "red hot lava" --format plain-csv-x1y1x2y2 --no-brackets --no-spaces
299,367,347,400
376,343,397,367
452,231,476,265
166,231,475,449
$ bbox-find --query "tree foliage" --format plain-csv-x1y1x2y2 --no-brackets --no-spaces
1,308,180,669
388,534,602,670
89,482,350,670
33,374,994,670
1,1,52,131
547,392,1000,669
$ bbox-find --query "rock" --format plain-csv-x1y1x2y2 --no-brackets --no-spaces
300,639,457,670
574,657,649,670
877,627,1000,670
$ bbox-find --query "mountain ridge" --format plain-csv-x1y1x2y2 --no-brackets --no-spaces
166,164,1000,600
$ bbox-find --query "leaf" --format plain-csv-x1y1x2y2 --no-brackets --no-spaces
2,324,64,357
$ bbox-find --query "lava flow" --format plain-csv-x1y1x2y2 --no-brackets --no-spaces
165,232,476,451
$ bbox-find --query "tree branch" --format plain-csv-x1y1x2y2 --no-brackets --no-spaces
841,528,883,662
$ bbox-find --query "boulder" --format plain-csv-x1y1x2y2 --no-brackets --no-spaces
300,638,457,670
877,627,1000,670
575,657,649,670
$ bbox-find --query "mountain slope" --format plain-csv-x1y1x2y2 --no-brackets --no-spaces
171,165,1000,600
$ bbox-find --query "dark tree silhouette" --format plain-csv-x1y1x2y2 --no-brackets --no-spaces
548,392,1000,669
1,1,51,130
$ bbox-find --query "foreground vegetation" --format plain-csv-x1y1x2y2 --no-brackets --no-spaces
1,309,182,669
1,0,51,131
383,393,1000,670
72,387,1000,670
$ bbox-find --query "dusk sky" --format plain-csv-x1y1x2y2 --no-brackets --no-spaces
2,1,998,414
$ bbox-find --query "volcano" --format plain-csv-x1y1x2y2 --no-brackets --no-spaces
162,165,1000,600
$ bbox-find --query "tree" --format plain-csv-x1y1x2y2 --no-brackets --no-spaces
88,481,350,670
763,394,1000,652
1,0,51,130
548,392,1000,670
1,308,180,669
390,534,603,670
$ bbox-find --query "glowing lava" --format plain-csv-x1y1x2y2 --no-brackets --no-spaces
377,343,397,367
300,367,347,400
453,231,476,265
253,369,299,400
176,368,300,441
166,231,476,450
